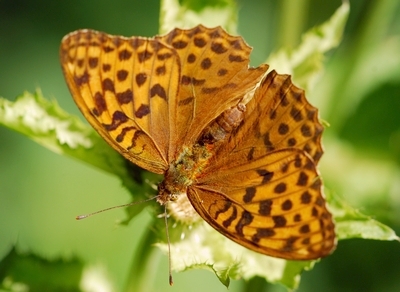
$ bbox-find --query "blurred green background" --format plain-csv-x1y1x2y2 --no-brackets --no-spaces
1,0,399,291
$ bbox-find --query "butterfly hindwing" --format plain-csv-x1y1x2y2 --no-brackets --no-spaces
188,149,335,259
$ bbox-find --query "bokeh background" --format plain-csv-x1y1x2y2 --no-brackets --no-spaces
1,0,399,291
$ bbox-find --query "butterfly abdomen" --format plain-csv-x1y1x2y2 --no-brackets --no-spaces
199,103,246,145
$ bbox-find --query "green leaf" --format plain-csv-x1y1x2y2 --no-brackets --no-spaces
267,1,350,92
0,91,118,175
328,191,400,241
0,247,83,291
159,0,237,34
317,0,400,131
0,91,157,217
155,222,315,290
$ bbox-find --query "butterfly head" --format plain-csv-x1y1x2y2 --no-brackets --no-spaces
156,180,179,205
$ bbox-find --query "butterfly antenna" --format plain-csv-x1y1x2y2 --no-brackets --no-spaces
164,203,174,286
75,195,158,220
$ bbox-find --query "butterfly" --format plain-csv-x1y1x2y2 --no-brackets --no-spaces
60,24,336,272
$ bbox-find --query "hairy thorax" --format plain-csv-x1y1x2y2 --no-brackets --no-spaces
157,144,211,205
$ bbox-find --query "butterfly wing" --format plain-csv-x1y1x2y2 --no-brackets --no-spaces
60,26,267,173
206,70,324,170
60,30,181,173
188,149,334,259
187,71,335,259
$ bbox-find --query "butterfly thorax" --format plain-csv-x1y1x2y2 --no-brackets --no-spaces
157,144,211,205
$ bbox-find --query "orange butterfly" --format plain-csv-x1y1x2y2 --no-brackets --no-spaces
60,24,336,276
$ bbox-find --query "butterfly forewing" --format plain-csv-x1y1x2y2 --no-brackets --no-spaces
60,30,182,173
205,71,324,173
